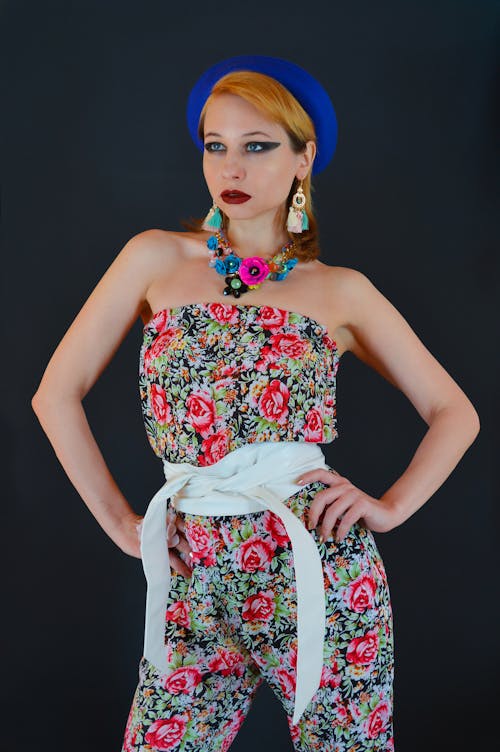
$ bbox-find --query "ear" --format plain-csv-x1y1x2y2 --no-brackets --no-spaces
296,141,316,180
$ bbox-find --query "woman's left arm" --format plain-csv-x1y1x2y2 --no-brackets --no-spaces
302,269,480,542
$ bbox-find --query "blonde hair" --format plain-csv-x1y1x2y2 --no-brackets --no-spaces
182,70,320,262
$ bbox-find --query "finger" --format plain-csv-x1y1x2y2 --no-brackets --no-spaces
173,534,193,559
318,491,360,541
176,516,186,533
168,549,193,579
335,502,367,542
298,468,343,486
167,532,180,547
308,484,345,528
167,520,178,537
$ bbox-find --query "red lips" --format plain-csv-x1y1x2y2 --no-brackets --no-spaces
221,190,251,204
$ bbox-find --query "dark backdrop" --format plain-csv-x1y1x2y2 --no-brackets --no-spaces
1,1,498,750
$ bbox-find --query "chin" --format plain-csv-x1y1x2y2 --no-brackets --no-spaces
223,204,278,222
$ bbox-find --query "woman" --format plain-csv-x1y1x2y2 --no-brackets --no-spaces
32,55,480,751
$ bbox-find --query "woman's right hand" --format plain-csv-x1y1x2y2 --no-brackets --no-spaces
166,513,194,579
122,511,194,579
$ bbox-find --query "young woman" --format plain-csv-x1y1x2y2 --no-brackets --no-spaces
32,55,480,751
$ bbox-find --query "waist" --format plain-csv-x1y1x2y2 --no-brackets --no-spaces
163,441,329,516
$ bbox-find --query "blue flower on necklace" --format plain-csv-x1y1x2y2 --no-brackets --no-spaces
207,235,218,251
225,254,241,273
214,258,227,275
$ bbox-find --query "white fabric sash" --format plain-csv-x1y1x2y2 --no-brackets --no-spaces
140,440,330,726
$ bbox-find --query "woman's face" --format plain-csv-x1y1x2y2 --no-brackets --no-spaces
202,93,315,223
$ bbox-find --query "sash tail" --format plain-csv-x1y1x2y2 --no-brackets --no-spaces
250,485,326,726
140,475,191,673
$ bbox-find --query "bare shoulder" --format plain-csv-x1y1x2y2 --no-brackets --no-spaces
117,229,198,306
305,262,369,353
316,262,368,297
119,228,184,265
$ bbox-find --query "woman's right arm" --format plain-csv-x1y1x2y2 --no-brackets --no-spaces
31,230,188,564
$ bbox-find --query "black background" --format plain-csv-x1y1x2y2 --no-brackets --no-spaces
1,1,498,750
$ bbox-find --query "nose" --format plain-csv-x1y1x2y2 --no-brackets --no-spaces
220,151,246,181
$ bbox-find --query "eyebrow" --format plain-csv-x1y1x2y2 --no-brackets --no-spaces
204,130,274,138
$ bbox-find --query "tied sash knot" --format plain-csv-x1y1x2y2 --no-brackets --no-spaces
139,441,330,725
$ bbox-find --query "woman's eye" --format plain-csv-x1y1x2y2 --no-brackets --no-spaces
246,142,281,152
246,142,264,152
204,141,280,153
204,142,224,152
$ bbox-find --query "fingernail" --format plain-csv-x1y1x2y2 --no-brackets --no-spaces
318,534,324,544
297,478,305,485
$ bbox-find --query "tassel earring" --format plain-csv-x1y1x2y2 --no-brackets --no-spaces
202,203,223,230
286,181,309,233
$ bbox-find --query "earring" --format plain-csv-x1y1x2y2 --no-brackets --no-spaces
286,181,309,233
202,202,223,230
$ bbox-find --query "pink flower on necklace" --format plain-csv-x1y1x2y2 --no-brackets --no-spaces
239,256,270,285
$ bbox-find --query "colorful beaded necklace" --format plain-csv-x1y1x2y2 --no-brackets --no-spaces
206,229,298,298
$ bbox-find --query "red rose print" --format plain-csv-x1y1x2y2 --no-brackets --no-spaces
185,521,214,564
150,384,171,425
207,303,240,325
165,601,190,629
207,647,245,677
255,345,279,372
364,701,390,739
144,329,180,370
235,535,276,572
349,699,363,720
269,332,308,359
186,390,216,437
263,511,290,547
303,406,324,441
346,629,379,665
242,590,276,622
320,664,342,688
345,574,377,613
151,309,169,333
255,306,289,330
144,715,187,750
276,667,295,699
162,665,203,695
198,430,230,466
258,379,290,424
322,332,338,353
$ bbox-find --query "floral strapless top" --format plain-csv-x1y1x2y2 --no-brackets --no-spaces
139,302,341,467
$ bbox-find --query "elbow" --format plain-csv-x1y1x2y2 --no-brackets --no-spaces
31,390,41,414
31,389,49,417
454,398,481,445
468,404,481,440
31,387,62,416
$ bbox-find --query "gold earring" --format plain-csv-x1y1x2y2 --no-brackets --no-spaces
286,180,309,233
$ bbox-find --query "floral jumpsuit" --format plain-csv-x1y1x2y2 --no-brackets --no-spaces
122,303,394,752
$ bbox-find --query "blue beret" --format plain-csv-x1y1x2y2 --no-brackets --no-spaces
186,54,338,175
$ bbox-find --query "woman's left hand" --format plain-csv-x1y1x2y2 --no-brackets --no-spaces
298,468,401,543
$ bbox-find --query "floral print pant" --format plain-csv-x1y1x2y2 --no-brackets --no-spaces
122,481,394,751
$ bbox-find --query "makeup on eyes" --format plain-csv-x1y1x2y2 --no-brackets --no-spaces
204,141,281,152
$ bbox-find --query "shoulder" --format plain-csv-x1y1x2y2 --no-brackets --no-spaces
119,228,186,258
116,228,204,271
312,261,373,304
313,263,385,355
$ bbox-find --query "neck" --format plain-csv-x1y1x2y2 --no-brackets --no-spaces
223,214,291,259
